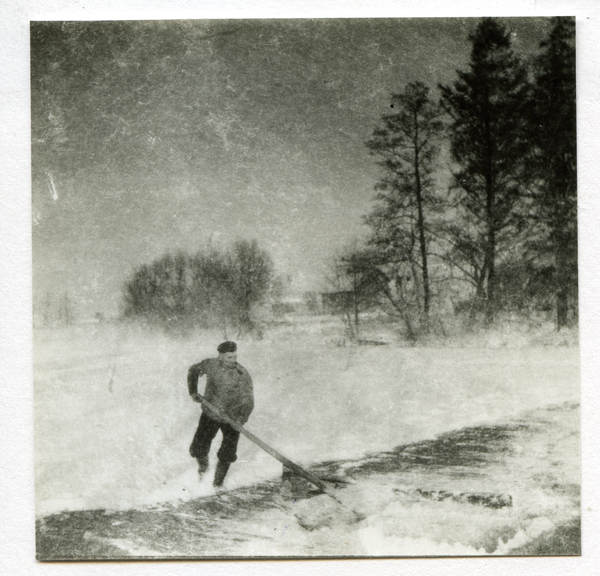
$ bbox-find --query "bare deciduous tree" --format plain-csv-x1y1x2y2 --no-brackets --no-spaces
123,241,276,333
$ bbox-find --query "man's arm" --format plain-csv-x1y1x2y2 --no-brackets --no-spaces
187,361,206,399
235,372,254,424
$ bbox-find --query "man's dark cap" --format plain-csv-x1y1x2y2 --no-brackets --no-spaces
217,341,237,353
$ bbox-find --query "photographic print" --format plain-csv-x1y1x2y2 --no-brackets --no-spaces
31,17,580,559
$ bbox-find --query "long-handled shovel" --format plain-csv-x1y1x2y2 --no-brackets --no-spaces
193,394,350,507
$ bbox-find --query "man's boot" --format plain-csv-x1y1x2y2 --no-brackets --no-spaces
196,456,209,478
213,460,230,489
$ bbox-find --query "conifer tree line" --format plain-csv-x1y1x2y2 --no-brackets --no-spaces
123,240,276,333
339,17,576,335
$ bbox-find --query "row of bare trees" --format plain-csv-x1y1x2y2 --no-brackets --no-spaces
122,240,276,334
35,291,76,327
334,18,576,338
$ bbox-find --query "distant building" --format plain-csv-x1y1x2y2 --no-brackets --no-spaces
271,295,305,317
302,291,320,313
320,291,354,314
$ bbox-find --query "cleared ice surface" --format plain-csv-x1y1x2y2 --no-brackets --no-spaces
34,321,579,520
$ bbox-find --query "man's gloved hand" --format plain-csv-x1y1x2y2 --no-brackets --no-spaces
191,393,202,403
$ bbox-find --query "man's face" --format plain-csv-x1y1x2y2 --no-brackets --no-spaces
219,352,237,368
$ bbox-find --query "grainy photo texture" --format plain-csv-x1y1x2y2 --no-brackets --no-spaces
31,18,579,559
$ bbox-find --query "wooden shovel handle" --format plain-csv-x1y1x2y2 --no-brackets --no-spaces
194,393,341,502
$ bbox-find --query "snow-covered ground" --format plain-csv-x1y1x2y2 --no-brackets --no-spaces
34,318,579,556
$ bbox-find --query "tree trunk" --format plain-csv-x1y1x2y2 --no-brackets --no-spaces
485,227,496,324
554,215,571,331
413,111,430,332
556,287,568,330
484,112,496,325
353,270,360,340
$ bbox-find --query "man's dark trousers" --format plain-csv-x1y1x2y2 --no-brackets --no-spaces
189,412,240,463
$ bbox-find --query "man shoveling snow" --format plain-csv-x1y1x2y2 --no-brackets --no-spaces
187,341,254,489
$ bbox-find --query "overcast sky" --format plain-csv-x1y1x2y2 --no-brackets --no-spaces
31,17,550,317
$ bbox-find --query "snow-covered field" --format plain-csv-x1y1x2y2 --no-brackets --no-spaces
33,317,580,556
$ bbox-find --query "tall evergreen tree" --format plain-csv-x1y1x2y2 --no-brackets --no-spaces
439,18,531,322
530,17,577,329
365,82,443,330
